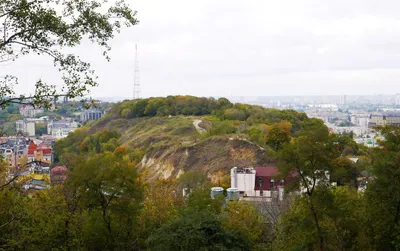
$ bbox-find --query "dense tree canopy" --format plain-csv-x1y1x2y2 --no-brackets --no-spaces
0,150,144,250
276,186,371,250
0,103,21,135
116,96,326,134
2,113,400,250
0,0,137,108
364,126,400,249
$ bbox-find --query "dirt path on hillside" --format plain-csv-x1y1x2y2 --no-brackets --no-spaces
193,119,207,134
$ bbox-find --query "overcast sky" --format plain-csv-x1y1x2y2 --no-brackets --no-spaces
3,0,400,99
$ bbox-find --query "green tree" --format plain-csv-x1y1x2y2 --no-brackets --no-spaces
331,134,359,155
224,108,246,121
206,121,237,137
364,126,400,250
0,0,137,108
18,187,82,251
185,187,225,214
276,187,371,250
330,157,356,187
35,122,47,136
265,121,292,151
132,100,149,117
5,104,19,114
217,97,233,110
0,188,28,249
138,180,183,249
222,201,269,250
68,151,143,250
2,121,17,135
178,170,208,192
146,209,249,251
277,126,340,250
249,126,265,146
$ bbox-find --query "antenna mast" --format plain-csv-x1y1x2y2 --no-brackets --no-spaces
133,44,141,99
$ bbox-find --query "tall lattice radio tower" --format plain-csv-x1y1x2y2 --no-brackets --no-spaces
133,44,141,99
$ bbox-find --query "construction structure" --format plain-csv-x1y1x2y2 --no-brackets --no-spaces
133,44,141,100
230,166,289,200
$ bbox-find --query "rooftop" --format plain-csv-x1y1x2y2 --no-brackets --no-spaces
255,166,279,177
234,167,256,174
51,166,68,175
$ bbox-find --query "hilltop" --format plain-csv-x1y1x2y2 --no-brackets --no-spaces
55,96,328,182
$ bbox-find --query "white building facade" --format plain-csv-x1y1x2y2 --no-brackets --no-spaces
231,167,256,196
47,120,79,139
81,109,103,122
19,105,44,118
16,117,48,136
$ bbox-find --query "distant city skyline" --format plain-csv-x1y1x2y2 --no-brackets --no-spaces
3,0,400,98
94,94,400,105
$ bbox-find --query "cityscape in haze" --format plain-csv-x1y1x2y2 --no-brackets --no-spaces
232,94,400,106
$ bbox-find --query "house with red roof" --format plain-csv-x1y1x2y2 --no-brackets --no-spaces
254,166,296,190
50,166,68,185
254,166,282,191
27,141,53,164
231,166,295,199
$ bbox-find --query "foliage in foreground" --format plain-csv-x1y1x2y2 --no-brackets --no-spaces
0,0,137,108
0,165,270,250
274,126,400,251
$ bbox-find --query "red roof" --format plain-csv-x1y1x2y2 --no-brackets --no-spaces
28,148,52,155
27,141,51,155
51,166,68,175
28,141,37,150
255,166,280,177
38,143,50,148
42,149,52,155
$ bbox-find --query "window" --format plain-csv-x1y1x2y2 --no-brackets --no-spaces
257,178,263,187
270,179,275,188
280,180,284,186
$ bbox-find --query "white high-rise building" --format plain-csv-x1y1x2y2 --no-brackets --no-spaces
395,94,400,106
16,117,48,136
340,95,347,105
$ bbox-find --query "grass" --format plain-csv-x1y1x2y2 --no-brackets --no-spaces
81,113,271,181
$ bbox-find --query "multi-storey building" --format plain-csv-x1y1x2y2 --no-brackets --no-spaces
230,166,293,198
16,161,51,191
47,120,79,139
350,114,369,128
27,141,53,165
16,117,48,136
396,94,400,106
81,109,103,122
16,120,35,136
19,105,44,118
368,113,400,128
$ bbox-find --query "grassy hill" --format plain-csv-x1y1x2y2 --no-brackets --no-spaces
55,96,326,182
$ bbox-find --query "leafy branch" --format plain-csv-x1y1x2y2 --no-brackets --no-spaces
0,0,138,108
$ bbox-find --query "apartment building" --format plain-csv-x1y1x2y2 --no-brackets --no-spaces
19,105,44,118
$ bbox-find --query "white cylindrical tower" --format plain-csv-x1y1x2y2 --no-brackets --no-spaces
231,167,238,188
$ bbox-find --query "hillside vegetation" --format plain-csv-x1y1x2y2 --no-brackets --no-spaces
55,96,354,182
4,96,399,250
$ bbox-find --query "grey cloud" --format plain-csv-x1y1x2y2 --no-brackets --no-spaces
2,0,400,98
